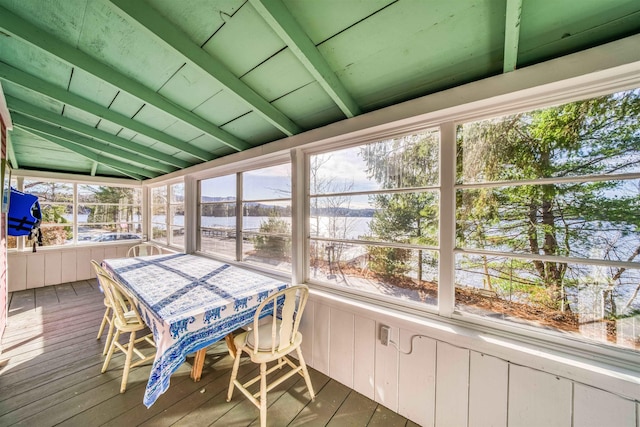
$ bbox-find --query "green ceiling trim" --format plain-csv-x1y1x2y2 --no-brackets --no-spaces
108,0,301,137
11,111,172,175
0,63,215,162
17,124,150,180
0,5,251,153
90,161,98,176
250,0,361,118
0,63,214,162
503,0,522,73
6,96,187,171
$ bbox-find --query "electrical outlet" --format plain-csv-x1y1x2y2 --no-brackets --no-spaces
380,325,391,346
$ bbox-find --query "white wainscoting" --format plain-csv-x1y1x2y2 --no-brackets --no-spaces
303,291,640,427
7,244,134,292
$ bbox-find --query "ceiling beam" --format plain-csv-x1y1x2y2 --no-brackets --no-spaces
108,0,302,137
90,161,98,176
6,96,187,171
6,131,18,169
250,0,361,118
0,63,215,162
0,5,252,152
16,124,150,180
503,0,523,73
11,112,170,175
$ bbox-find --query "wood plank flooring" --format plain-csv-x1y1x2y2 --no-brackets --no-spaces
0,280,418,426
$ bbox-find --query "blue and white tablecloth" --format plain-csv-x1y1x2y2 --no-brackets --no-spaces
102,253,288,407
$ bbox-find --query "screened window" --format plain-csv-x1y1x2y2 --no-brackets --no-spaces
455,88,640,351
308,130,440,306
150,182,184,249
198,164,292,272
23,179,74,247
77,184,142,244
199,174,237,259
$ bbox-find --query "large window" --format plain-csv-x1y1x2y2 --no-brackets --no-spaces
455,89,640,351
77,184,142,243
198,163,292,272
308,131,440,306
9,179,142,248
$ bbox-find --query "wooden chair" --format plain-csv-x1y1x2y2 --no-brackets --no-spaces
227,285,314,427
98,272,155,393
92,260,116,356
126,243,163,257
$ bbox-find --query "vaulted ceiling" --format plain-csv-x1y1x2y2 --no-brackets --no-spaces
1,0,639,180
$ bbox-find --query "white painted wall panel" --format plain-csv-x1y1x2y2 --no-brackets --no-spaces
374,323,399,410
353,315,375,399
469,352,508,427
103,246,118,260
8,255,27,292
76,250,92,280
398,332,436,427
299,299,314,366
508,365,572,427
573,383,636,427
26,253,45,288
312,302,331,375
44,251,62,286
435,342,469,427
329,307,354,388
60,251,77,283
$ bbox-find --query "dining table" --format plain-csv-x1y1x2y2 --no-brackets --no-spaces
101,252,289,407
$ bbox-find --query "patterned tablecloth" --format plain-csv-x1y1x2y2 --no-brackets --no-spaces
102,253,288,407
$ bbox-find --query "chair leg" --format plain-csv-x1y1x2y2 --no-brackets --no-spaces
296,347,315,400
120,331,136,393
97,306,110,339
259,362,267,427
102,329,120,373
102,315,115,355
227,348,242,402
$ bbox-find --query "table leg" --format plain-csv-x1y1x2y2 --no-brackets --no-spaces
225,333,237,358
190,348,206,382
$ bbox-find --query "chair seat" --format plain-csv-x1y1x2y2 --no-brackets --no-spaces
235,326,303,363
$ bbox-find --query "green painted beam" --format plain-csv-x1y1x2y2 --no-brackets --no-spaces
0,63,215,162
11,112,169,176
16,125,150,180
6,131,18,169
108,0,301,137
250,0,361,118
503,0,522,73
90,161,98,176
6,96,186,171
0,5,251,152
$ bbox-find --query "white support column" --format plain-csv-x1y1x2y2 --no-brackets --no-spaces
439,122,457,317
184,175,197,254
291,148,306,285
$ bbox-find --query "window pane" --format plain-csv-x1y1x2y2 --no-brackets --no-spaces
455,254,640,351
78,185,142,204
170,182,184,203
243,233,291,272
310,130,439,195
457,180,640,263
39,224,73,246
311,191,438,245
24,180,73,203
309,239,438,305
201,175,236,200
200,228,235,258
170,204,184,227
457,89,640,184
243,164,291,200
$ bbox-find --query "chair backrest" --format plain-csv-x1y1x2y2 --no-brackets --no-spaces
96,272,145,326
250,285,309,355
127,243,162,257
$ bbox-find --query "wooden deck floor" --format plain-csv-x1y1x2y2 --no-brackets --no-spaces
0,279,417,426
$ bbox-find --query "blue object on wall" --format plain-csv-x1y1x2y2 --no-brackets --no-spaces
8,187,42,237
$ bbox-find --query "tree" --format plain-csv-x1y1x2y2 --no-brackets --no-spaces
360,132,440,280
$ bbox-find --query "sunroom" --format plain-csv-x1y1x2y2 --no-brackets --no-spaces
1,1,639,426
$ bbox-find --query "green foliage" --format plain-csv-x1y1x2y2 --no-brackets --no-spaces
252,217,291,259
367,245,410,277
